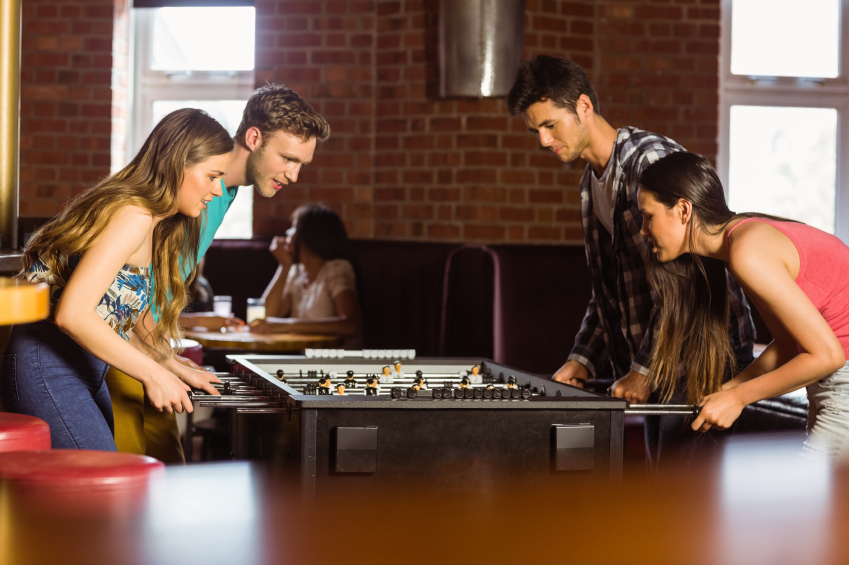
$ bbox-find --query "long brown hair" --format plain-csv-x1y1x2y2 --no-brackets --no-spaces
22,108,234,358
638,152,739,405
639,152,795,404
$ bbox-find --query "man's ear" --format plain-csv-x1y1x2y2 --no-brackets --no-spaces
243,127,262,152
577,94,595,118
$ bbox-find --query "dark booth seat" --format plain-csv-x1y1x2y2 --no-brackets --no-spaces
203,239,592,374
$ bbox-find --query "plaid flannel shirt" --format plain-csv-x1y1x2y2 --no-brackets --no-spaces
567,127,755,379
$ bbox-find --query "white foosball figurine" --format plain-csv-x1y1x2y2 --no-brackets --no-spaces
380,365,394,384
391,360,405,381
462,365,483,384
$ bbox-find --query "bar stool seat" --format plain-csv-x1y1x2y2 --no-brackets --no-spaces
174,337,203,366
0,413,51,453
0,450,164,515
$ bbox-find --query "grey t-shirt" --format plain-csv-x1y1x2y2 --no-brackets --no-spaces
590,146,617,234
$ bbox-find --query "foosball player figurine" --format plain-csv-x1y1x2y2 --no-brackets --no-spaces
460,376,471,389
467,365,482,384
506,376,518,389
335,383,346,396
344,370,357,389
318,375,332,395
380,365,394,384
276,370,286,382
392,360,405,380
366,375,379,396
412,371,426,390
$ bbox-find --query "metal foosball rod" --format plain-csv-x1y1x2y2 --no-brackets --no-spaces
625,404,701,417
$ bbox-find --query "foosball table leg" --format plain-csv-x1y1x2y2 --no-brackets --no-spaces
609,410,624,483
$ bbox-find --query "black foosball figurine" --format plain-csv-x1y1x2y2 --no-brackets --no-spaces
276,370,286,382
506,375,518,389
366,375,379,395
344,370,357,389
335,383,346,396
318,375,331,395
412,371,426,390
459,376,471,389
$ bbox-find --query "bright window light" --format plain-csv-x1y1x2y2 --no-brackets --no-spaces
728,105,837,233
730,0,839,78
151,7,255,71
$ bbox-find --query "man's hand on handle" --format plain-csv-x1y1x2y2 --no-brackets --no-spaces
552,360,590,388
609,370,651,403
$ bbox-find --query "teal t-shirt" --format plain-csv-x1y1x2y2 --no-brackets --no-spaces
150,179,237,322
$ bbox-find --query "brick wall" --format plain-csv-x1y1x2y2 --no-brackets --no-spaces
594,0,721,157
250,0,722,243
19,0,723,244
19,0,123,217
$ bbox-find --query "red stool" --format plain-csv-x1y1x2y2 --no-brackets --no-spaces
0,450,164,516
175,337,204,366
0,413,51,453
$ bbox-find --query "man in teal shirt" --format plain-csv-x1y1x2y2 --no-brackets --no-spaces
106,84,331,462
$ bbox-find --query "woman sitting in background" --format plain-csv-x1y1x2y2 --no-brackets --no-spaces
251,204,362,347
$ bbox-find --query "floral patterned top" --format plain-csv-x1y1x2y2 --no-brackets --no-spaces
26,253,151,342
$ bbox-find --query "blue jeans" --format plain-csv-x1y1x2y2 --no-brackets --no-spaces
802,361,849,463
0,321,116,450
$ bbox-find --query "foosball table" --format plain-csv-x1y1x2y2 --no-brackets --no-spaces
189,351,697,497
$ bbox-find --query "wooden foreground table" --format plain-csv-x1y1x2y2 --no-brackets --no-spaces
184,327,342,352
1,432,847,565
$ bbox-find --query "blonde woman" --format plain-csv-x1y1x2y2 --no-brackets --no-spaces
0,109,233,450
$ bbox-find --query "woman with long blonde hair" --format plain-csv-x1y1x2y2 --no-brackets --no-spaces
637,151,849,462
0,108,233,450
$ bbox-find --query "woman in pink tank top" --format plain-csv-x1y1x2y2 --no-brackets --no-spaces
635,151,849,463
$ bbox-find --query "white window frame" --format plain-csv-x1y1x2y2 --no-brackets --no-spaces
718,0,849,242
129,8,255,158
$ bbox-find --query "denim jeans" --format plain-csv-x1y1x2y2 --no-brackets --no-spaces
802,361,849,463
0,321,116,451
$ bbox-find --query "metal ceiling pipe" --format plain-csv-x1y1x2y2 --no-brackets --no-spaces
0,0,21,250
439,0,525,98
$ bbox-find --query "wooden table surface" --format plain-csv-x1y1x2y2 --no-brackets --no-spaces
2,431,847,565
183,327,342,351
0,277,48,325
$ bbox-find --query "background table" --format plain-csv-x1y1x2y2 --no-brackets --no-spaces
183,329,342,352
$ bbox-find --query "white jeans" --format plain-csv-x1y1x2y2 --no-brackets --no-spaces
802,361,849,463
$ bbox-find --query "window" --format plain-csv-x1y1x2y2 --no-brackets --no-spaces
719,0,849,240
130,6,256,238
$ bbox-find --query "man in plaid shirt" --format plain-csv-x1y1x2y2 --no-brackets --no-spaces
508,56,755,465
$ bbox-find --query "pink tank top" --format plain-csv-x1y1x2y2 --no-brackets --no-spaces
728,218,849,358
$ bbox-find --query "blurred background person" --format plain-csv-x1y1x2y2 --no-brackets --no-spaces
251,204,362,348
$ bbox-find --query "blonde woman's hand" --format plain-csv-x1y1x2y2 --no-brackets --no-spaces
169,355,221,396
145,369,193,414
609,370,651,404
691,389,746,432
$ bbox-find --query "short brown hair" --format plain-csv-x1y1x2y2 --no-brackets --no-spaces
235,84,330,146
507,56,600,117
